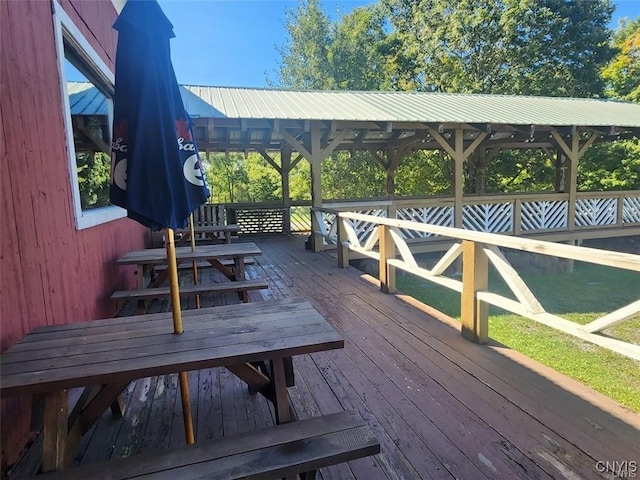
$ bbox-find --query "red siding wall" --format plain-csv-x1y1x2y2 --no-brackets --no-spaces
0,0,147,471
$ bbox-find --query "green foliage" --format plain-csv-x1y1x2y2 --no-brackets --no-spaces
289,160,312,201
578,140,640,190
202,152,249,203
321,152,386,199
76,151,110,209
326,6,393,90
273,1,392,90
274,0,332,89
394,151,452,196
202,151,312,203
484,150,556,193
382,0,615,96
602,18,640,102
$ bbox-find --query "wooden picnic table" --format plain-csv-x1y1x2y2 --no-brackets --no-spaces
116,243,262,303
0,297,344,473
174,223,240,245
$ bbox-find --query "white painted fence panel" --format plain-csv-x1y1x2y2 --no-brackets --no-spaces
396,206,454,238
463,203,513,233
623,196,640,224
520,200,568,231
575,198,617,227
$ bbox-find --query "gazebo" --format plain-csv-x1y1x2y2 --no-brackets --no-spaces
179,86,640,247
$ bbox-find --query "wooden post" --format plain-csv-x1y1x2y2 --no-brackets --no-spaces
551,130,597,233
461,240,488,344
337,214,349,268
280,121,349,252
428,128,487,228
310,125,323,252
379,224,396,293
281,145,292,234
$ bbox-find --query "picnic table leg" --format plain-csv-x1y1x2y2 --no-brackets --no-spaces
235,257,248,302
270,357,291,424
41,390,69,472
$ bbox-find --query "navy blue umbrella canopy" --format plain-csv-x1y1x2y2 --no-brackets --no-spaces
110,0,209,231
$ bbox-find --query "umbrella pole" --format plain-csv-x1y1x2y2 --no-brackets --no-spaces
164,228,195,444
188,214,200,309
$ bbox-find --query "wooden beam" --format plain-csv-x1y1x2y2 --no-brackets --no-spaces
257,148,282,174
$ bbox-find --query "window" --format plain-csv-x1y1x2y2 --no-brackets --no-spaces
53,1,125,229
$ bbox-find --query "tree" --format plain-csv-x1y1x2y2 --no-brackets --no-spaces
578,140,640,191
602,18,640,102
395,151,452,196
273,1,392,91
382,0,615,96
76,151,110,209
321,152,386,199
327,6,392,91
274,0,332,89
202,152,248,203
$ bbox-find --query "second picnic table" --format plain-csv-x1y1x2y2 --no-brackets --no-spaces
113,243,267,308
174,223,240,245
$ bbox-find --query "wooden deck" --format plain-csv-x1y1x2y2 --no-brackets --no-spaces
11,235,640,479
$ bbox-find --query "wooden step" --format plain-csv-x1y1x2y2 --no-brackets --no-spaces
35,411,380,479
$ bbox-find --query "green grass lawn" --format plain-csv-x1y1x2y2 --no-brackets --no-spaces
396,262,640,412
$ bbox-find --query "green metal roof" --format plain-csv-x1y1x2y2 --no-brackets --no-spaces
181,86,640,128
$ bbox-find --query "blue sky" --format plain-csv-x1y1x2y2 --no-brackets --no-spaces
158,0,639,88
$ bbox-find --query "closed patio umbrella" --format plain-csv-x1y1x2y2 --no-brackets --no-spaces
110,0,209,445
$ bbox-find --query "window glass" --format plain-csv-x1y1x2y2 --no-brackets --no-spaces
64,56,112,210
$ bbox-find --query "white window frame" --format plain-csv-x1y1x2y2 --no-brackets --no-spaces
53,1,126,230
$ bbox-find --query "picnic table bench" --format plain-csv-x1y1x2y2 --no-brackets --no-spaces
0,298,372,475
34,411,379,479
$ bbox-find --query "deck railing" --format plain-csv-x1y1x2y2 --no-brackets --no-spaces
313,191,640,247
335,211,640,361
196,191,639,242
197,202,312,234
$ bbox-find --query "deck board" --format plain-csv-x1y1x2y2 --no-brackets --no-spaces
9,235,640,479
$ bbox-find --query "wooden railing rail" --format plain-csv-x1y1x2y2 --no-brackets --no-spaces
337,211,640,361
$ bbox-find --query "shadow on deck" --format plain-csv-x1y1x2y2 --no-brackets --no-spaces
11,235,640,479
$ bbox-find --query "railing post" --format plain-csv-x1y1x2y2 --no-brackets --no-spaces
616,193,624,227
310,209,323,252
337,214,349,268
379,224,396,293
514,197,522,236
461,240,488,344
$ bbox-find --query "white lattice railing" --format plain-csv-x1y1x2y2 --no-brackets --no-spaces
310,191,639,250
623,196,640,223
396,206,454,238
575,198,617,227
312,207,386,245
335,211,640,361
520,200,568,231
463,202,513,232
